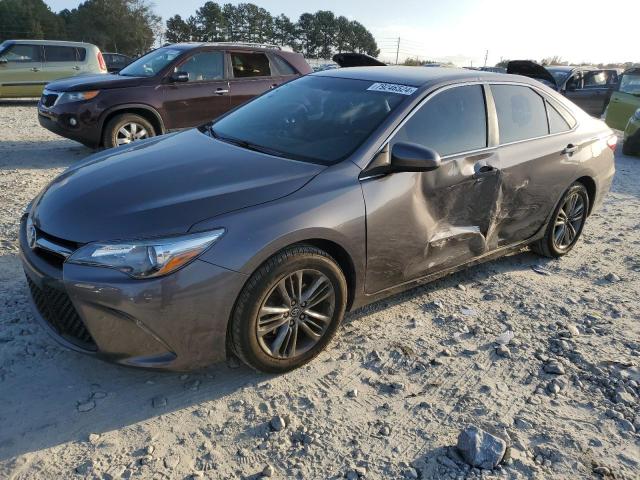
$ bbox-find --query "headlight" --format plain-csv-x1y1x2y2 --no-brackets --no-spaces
634,108,640,121
67,229,225,279
56,90,100,105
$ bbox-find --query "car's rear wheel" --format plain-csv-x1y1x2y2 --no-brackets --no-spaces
103,113,155,148
230,245,347,373
531,182,589,258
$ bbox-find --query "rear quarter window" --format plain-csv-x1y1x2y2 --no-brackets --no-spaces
44,45,78,62
270,54,296,75
491,84,549,144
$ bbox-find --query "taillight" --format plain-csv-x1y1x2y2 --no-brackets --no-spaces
97,51,107,72
606,135,617,152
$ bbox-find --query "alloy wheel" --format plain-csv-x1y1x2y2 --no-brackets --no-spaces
116,122,149,145
552,192,585,250
256,269,335,359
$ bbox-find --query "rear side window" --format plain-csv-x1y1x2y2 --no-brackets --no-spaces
392,85,487,156
44,45,78,62
492,85,548,144
547,101,571,133
270,54,296,75
3,44,42,63
231,52,271,78
76,48,87,61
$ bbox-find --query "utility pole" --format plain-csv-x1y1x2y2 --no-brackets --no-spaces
484,49,488,67
395,37,400,65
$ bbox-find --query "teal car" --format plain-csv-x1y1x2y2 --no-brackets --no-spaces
623,109,640,156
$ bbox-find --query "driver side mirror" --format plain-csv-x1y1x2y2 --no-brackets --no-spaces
0,57,8,65
170,71,189,83
390,142,441,172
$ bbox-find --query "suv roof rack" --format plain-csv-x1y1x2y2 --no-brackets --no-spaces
202,42,281,50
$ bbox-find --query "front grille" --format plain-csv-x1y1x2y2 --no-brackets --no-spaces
40,93,58,108
26,276,97,351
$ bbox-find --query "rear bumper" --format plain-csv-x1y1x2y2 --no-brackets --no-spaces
19,216,247,371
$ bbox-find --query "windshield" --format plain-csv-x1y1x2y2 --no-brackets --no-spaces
620,73,640,95
210,76,410,164
546,68,570,84
119,47,183,77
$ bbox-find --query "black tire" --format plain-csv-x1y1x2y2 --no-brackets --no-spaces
230,245,347,373
102,113,155,148
622,141,636,156
531,182,589,258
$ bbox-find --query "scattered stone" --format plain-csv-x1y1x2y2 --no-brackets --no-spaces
77,400,96,413
88,433,100,444
531,265,551,275
604,273,621,283
152,396,167,408
456,424,506,469
495,330,514,346
593,465,612,476
544,361,566,375
262,464,274,477
514,417,532,430
75,460,94,475
164,455,180,469
495,345,511,358
563,324,580,337
614,391,634,405
403,467,419,479
379,425,391,436
270,415,286,432
547,380,562,394
483,293,498,301
461,306,477,316
341,352,354,360
441,348,453,357
146,445,155,455
347,388,358,398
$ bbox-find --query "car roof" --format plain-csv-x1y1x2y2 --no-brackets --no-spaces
6,39,97,48
170,42,282,52
312,66,538,88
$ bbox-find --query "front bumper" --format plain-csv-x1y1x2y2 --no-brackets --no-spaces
19,216,247,371
38,99,102,147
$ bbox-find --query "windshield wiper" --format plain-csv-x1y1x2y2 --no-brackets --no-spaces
209,127,291,158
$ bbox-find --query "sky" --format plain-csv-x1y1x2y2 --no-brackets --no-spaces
45,0,638,66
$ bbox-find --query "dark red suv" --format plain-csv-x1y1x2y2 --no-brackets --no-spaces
37,43,311,148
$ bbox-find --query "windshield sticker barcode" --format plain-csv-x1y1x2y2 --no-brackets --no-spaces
367,82,417,95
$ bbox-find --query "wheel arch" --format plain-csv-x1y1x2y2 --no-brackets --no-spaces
574,175,596,215
99,104,165,144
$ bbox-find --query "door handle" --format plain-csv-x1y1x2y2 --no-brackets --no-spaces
270,83,278,89
472,163,499,179
563,144,579,154
215,88,229,95
31,67,40,72
73,66,80,70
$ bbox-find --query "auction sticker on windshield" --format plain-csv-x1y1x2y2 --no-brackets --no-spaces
367,82,417,95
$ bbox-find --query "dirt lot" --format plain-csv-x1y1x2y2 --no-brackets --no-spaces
0,100,638,480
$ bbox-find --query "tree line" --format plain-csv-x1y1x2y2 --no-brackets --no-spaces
0,0,161,56
165,2,379,59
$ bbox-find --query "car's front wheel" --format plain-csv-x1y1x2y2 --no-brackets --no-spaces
103,113,155,148
230,245,347,373
531,182,589,258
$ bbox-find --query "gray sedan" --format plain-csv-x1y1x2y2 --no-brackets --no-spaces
20,67,616,372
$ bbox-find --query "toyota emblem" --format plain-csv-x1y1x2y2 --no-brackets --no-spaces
26,219,37,250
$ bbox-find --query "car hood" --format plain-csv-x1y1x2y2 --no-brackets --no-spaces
44,73,146,92
332,53,386,68
31,129,325,243
507,60,558,89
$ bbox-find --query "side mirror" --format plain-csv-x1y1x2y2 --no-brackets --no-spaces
390,142,441,172
170,71,189,83
0,57,7,65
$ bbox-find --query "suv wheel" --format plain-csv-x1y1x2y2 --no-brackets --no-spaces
230,245,347,373
531,182,589,258
103,113,155,148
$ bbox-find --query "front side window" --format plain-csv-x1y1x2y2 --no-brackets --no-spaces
119,47,184,77
231,52,271,78
492,85,548,144
392,85,487,156
1,44,42,63
176,51,224,82
583,71,607,88
210,76,408,164
619,73,640,95
44,45,77,62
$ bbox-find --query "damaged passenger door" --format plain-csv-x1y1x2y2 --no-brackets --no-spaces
361,84,503,294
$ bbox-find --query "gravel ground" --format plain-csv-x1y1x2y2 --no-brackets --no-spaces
0,100,639,480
